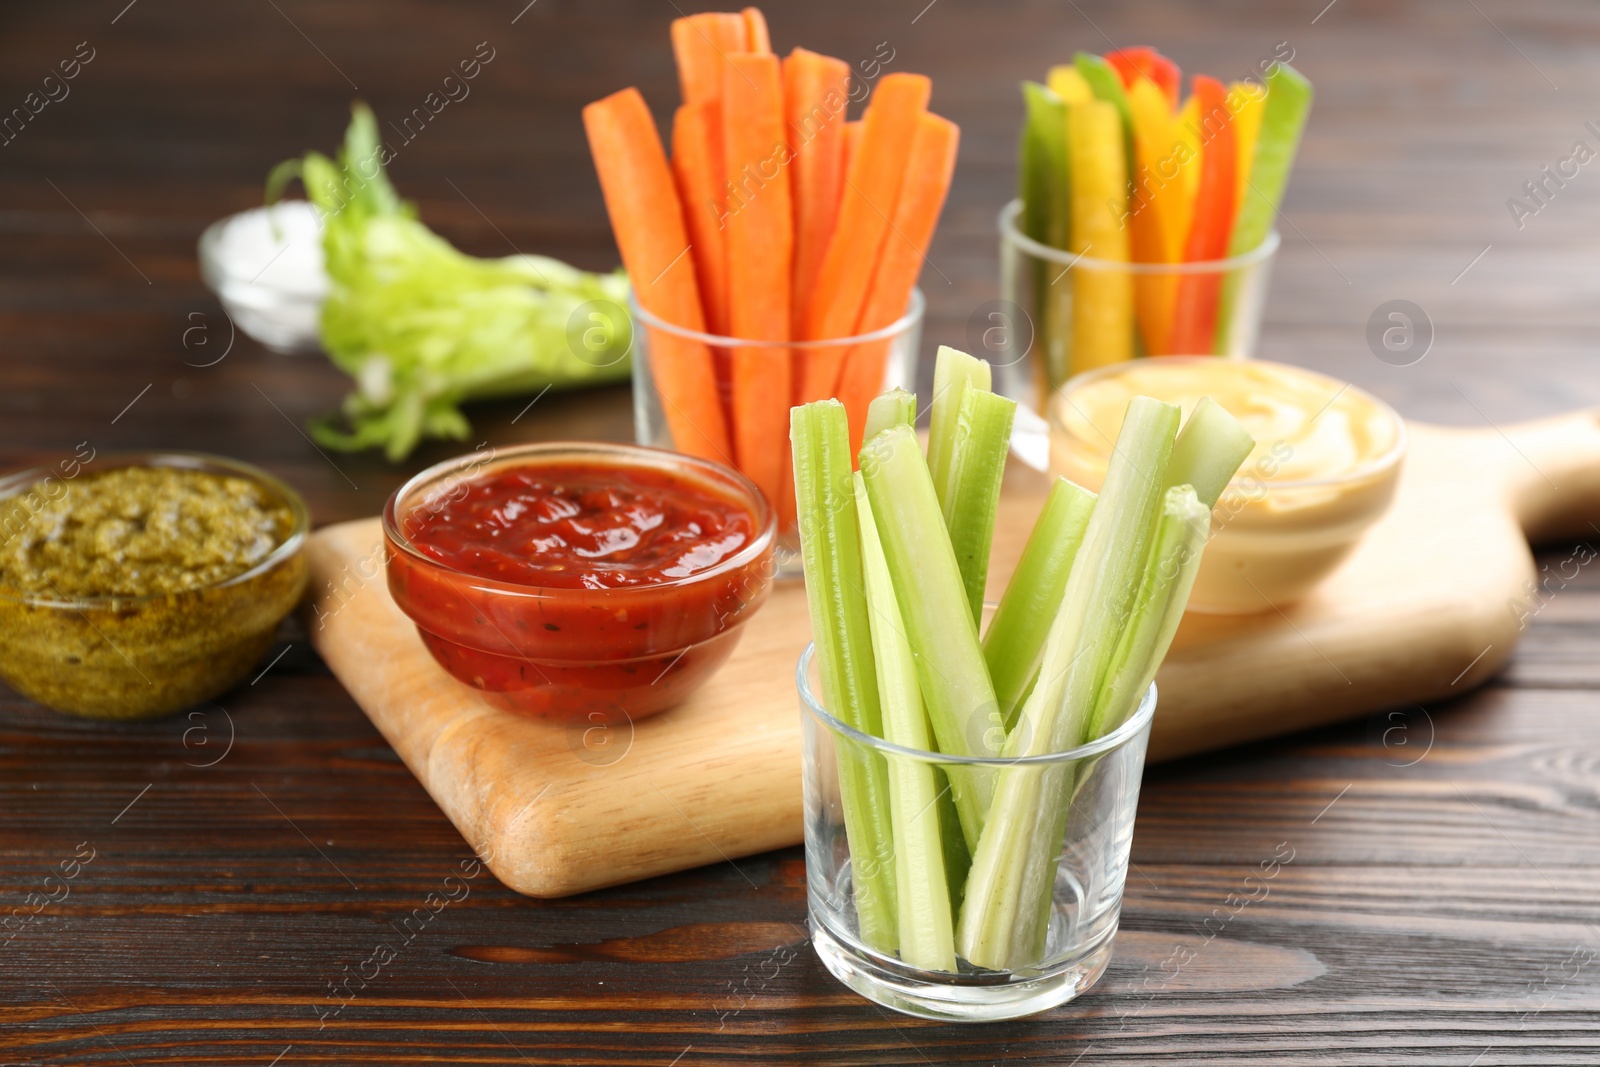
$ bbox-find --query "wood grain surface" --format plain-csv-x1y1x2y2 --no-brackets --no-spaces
5,0,1600,1063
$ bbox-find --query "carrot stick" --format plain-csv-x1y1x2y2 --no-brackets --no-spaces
784,48,851,329
671,102,731,338
839,119,862,196
799,72,930,402
723,51,793,505
742,7,771,52
837,113,958,454
583,88,730,462
671,13,751,106
1167,76,1237,355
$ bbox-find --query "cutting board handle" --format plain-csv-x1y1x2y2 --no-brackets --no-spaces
1501,408,1600,544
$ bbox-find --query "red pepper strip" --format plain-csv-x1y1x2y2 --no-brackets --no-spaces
1166,75,1238,355
1105,47,1181,110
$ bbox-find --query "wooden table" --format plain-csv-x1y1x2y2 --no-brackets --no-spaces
4,1,1599,1062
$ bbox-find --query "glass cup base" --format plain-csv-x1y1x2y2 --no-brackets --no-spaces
809,916,1117,1022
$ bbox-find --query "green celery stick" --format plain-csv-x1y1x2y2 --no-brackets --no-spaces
956,397,1179,971
1164,397,1256,508
926,346,992,505
1011,484,1213,960
940,388,1017,626
1230,62,1313,257
791,400,898,953
864,388,916,442
853,472,958,973
1073,52,1136,178
1090,484,1212,741
982,477,1097,728
860,423,1001,852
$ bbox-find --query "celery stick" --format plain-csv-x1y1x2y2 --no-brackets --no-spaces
1012,484,1212,961
853,472,957,973
1090,484,1211,742
791,400,898,954
926,346,992,504
864,388,916,442
982,477,1097,728
940,388,1017,626
956,397,1179,971
1164,397,1255,508
860,423,1001,852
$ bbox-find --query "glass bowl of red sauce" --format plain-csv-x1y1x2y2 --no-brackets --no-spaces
383,442,775,723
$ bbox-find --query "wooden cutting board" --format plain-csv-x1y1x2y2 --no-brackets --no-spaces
306,409,1600,898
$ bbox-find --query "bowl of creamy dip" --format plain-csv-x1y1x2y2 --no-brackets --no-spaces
1050,358,1406,613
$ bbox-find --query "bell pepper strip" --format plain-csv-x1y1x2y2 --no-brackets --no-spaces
1124,76,1181,354
1106,46,1180,110
1067,98,1133,371
1229,80,1267,217
1045,64,1092,105
583,88,730,462
1230,62,1311,256
1073,51,1136,179
1214,63,1311,353
1019,81,1074,390
1167,75,1237,356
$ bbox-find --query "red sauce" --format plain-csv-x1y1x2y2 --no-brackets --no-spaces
385,453,773,723
403,463,756,589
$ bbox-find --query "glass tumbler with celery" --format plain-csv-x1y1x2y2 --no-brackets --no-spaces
998,48,1312,412
793,345,1254,1021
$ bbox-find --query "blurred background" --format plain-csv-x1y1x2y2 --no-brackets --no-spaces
3,0,1597,524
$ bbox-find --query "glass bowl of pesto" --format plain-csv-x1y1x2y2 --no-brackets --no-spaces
0,452,309,720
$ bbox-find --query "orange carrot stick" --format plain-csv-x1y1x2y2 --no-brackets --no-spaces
583,88,730,462
839,119,862,192
670,13,750,106
798,73,931,402
742,7,771,52
722,52,793,505
783,48,850,328
837,112,958,453
671,102,731,338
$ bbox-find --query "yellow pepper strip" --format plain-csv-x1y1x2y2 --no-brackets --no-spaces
1125,76,1179,354
1067,98,1132,371
1229,81,1267,218
1169,94,1204,261
1046,65,1092,105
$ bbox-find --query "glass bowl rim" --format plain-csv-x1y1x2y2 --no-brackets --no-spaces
629,287,924,350
0,450,311,609
382,440,778,596
1000,198,1281,275
1050,356,1409,494
796,641,1157,766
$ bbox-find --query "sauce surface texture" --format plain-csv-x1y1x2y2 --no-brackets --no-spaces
403,462,756,589
0,466,293,598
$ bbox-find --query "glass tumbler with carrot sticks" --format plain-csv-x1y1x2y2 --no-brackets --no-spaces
583,9,958,576
996,48,1311,415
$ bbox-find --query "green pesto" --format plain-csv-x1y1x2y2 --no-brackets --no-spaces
0,464,307,720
